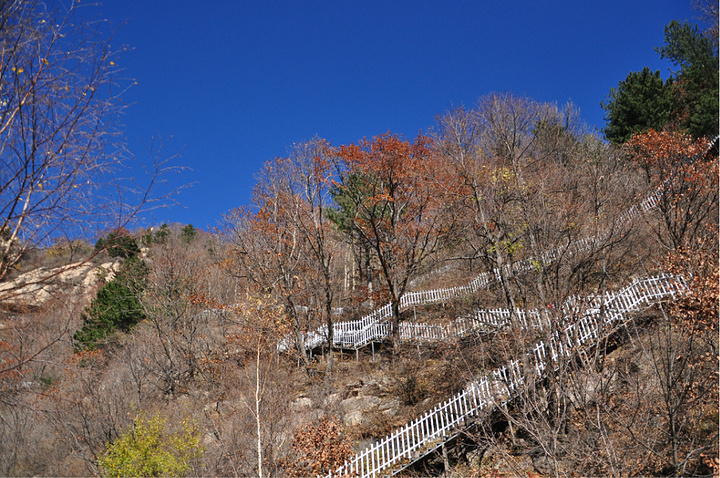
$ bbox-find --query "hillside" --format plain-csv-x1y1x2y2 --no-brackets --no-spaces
0,1,717,476
0,122,717,477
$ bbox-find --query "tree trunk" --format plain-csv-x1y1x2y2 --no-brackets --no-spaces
255,342,263,478
391,299,401,354
288,301,311,371
494,245,519,325
324,299,334,377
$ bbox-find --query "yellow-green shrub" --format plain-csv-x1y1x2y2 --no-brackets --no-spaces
98,412,203,477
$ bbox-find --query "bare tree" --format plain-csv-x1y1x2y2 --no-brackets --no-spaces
435,95,646,316
0,1,171,298
254,138,342,375
625,130,718,252
694,0,718,46
434,95,553,313
226,293,290,478
223,204,315,370
137,232,220,397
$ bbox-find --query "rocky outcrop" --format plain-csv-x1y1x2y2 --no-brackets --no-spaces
0,260,119,309
287,375,402,436
337,377,399,428
342,395,382,427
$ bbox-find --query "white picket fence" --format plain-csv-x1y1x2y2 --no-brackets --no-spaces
279,182,668,354
326,274,688,477
281,271,653,353
315,139,714,475
283,136,717,354
333,306,552,350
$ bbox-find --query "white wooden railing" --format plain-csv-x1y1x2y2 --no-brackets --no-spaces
315,139,714,475
279,182,667,353
284,136,716,354
327,274,688,477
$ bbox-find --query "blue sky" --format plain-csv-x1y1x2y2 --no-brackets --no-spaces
97,1,698,231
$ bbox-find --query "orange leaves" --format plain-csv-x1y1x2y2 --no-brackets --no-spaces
665,237,719,335
625,129,708,162
625,128,718,249
188,293,224,310
333,132,436,188
624,129,712,182
330,132,444,225
68,348,105,369
282,417,355,477
328,132,452,330
0,339,25,381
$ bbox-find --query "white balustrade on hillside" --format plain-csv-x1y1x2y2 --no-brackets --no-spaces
282,137,716,354
281,269,684,354
281,180,675,354
326,274,688,477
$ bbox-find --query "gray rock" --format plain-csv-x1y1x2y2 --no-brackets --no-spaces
343,380,363,399
202,432,219,446
291,396,313,413
341,395,381,427
324,392,341,408
343,410,366,427
362,378,391,397
531,454,557,476
341,395,381,414
0,260,120,307
377,398,401,417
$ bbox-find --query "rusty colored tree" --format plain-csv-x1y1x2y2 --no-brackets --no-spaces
329,133,452,347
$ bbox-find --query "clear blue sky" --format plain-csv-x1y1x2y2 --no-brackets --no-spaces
97,1,699,231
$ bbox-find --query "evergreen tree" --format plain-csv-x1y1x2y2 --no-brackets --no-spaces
181,224,196,243
657,20,719,139
95,231,141,259
154,224,171,244
601,67,672,144
603,18,719,143
74,236,148,351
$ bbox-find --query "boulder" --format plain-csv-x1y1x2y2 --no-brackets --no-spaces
341,395,381,427
361,378,391,397
323,392,341,409
342,380,363,399
377,398,401,417
290,396,314,413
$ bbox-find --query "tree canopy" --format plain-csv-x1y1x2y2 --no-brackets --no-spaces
602,67,673,144
657,20,719,139
603,17,719,143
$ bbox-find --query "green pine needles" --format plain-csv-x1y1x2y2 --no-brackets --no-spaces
74,234,148,351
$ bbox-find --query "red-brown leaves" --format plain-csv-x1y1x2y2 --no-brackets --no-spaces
625,129,718,250
665,236,719,336
329,133,449,307
625,129,712,183
282,417,355,477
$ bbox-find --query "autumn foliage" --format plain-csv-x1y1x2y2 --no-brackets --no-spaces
624,129,713,181
282,417,354,477
2,87,718,476
625,129,718,250
665,236,719,338
329,133,452,340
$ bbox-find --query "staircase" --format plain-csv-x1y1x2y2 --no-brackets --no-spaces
282,135,717,354
326,274,688,477
316,138,715,476
278,178,674,354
